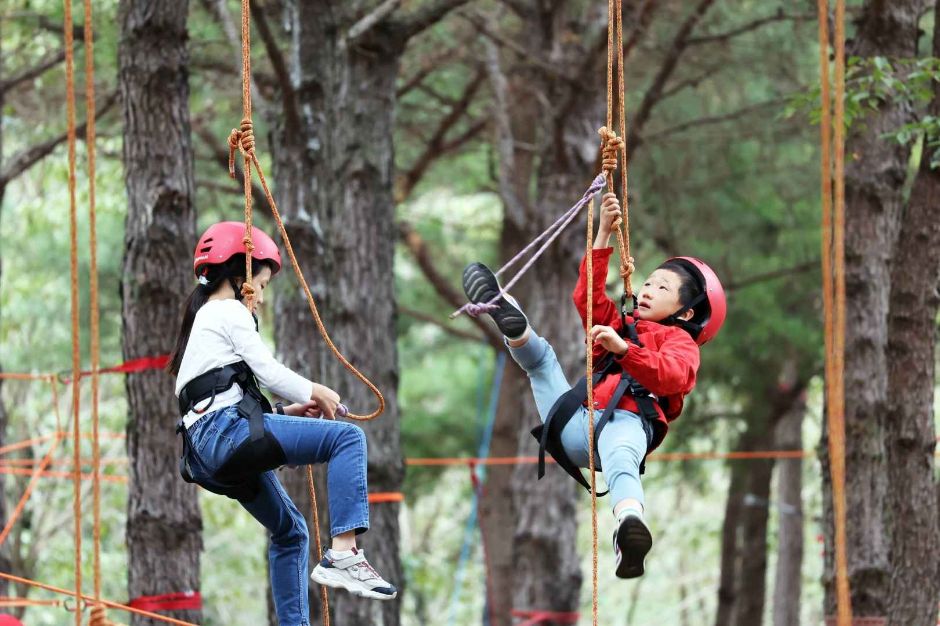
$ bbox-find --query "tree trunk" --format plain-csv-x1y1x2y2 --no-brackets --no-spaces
883,5,940,620
118,2,202,623
773,393,806,626
820,0,925,618
716,375,807,626
715,429,776,626
271,4,409,625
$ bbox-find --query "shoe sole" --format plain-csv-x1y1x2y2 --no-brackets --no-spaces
310,566,398,601
462,263,527,337
615,517,652,579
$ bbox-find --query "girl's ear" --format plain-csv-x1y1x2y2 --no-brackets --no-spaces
678,307,695,321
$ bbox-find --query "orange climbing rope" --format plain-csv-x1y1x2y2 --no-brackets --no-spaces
82,0,106,615
61,0,83,621
817,1,851,625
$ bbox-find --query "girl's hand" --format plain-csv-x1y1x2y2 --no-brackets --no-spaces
310,383,341,420
589,325,628,355
283,401,323,418
599,193,622,232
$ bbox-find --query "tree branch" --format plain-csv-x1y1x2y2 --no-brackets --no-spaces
397,42,469,98
0,49,67,93
390,0,474,42
397,68,486,200
688,11,816,45
348,0,403,42
556,0,658,131
726,260,819,292
458,10,578,87
0,91,118,189
628,0,717,150
399,306,486,343
250,1,302,136
643,98,787,142
397,220,503,348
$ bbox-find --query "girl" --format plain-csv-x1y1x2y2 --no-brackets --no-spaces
462,194,725,579
169,221,396,625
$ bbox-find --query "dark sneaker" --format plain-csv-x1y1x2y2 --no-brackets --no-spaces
613,513,653,579
462,262,529,338
311,548,397,601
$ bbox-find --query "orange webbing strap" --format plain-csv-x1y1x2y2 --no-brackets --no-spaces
82,0,104,612
304,466,330,626
818,0,852,624
0,572,198,626
226,0,383,423
62,0,83,621
585,200,599,626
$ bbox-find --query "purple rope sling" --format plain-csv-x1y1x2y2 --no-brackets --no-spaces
451,173,608,319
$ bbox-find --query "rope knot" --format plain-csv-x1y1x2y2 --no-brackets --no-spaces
227,118,256,179
620,258,635,279
241,282,256,300
598,126,622,174
242,235,255,254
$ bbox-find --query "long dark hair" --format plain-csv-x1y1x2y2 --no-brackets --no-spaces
167,255,275,376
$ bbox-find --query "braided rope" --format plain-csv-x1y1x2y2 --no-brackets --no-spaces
62,0,83,621
817,0,852,624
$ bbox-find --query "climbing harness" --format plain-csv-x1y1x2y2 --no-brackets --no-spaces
176,362,286,502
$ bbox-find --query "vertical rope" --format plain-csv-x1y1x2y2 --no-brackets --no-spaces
817,1,852,624
585,198,598,626
62,0,83,621
82,0,103,607
614,0,632,298
239,0,255,309
306,467,330,626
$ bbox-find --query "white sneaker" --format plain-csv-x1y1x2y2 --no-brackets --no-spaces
310,548,398,601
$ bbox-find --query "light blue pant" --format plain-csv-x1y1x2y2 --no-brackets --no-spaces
509,332,652,508
185,405,370,626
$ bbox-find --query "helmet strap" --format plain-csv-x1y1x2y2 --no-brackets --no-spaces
662,292,707,339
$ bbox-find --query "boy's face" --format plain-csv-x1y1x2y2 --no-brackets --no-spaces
635,269,692,323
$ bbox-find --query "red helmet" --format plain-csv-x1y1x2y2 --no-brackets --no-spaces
0,615,24,626
193,221,281,277
667,256,726,345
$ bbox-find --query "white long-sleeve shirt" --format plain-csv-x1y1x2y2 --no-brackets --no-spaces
175,299,314,428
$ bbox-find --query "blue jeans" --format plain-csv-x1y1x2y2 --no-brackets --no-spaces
508,332,652,508
185,405,370,626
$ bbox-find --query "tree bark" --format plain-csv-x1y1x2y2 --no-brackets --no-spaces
118,2,202,624
820,0,926,618
772,393,806,626
882,5,940,621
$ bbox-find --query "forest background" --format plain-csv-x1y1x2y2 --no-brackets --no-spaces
0,1,937,625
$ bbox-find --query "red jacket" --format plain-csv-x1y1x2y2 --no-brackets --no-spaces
572,248,700,450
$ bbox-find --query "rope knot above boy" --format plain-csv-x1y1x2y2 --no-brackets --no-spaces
598,126,622,173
